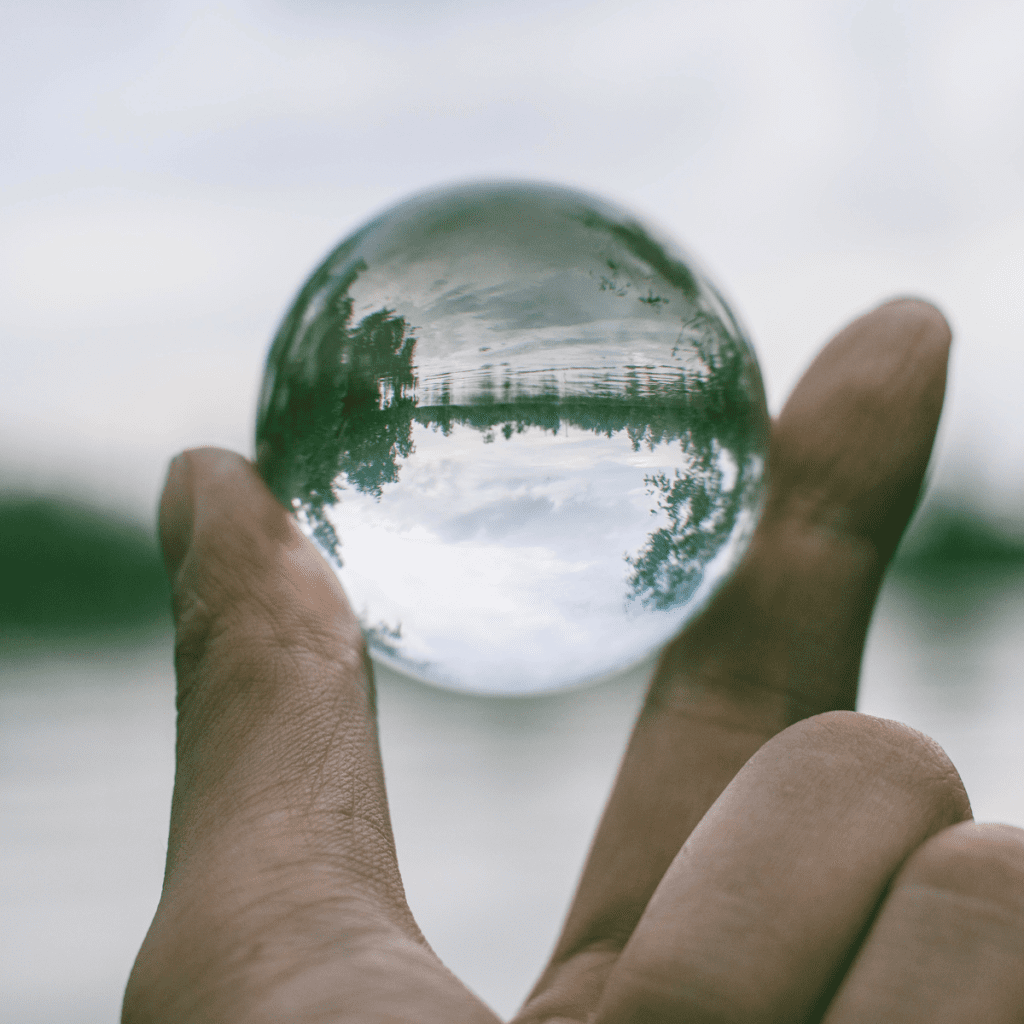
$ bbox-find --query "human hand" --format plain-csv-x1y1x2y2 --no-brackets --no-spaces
124,299,1024,1023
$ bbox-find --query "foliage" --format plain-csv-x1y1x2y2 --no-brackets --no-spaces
256,255,765,607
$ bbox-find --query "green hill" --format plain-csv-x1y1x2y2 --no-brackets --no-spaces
894,500,1024,582
0,495,170,646
1,488,1020,650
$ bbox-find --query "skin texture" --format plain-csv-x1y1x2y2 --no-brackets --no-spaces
123,299,1024,1023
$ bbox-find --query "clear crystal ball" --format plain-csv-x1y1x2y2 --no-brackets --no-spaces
256,182,769,695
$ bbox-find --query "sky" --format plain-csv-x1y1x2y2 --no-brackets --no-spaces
2,0,1023,526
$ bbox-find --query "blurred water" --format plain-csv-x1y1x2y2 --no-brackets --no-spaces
2,580,1023,1023
0,646,176,1024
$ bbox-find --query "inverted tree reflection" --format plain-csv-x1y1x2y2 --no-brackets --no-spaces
259,285,762,610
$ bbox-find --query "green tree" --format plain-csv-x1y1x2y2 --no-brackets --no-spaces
257,256,766,605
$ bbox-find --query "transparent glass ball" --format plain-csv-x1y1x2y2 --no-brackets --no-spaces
256,182,769,695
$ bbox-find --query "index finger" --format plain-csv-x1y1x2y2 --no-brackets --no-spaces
517,298,952,1023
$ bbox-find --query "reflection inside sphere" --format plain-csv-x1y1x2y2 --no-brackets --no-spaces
256,182,769,695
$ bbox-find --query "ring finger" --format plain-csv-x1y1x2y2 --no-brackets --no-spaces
591,711,972,1024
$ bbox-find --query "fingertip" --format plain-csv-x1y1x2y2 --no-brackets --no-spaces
772,294,953,543
871,296,953,367
159,448,277,580
874,296,951,337
159,446,357,661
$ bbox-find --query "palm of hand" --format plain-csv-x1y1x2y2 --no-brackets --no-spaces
124,301,1024,1024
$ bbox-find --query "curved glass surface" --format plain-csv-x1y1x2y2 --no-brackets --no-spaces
257,182,769,694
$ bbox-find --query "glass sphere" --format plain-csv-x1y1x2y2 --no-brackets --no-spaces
256,182,769,695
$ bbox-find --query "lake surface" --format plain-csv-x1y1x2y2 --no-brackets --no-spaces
2,578,1023,1023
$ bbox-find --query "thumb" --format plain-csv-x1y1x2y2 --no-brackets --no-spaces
156,447,411,930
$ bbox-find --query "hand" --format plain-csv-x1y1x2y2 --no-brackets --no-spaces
123,299,1024,1023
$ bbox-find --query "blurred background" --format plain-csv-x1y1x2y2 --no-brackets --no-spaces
2,0,1023,1020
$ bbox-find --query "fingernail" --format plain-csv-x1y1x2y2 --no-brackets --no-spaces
159,453,196,580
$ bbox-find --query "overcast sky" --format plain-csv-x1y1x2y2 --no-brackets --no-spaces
2,0,1023,522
